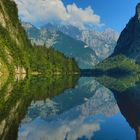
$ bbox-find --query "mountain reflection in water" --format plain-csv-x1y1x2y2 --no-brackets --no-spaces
0,74,139,140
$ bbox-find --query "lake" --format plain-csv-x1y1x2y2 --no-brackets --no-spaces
0,75,138,140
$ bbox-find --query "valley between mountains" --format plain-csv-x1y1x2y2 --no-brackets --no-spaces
1,0,140,82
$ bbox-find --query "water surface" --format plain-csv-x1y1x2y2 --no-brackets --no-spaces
0,75,138,140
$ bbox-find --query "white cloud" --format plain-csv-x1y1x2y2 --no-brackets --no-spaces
14,0,100,29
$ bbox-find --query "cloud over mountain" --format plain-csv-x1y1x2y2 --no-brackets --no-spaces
15,0,100,29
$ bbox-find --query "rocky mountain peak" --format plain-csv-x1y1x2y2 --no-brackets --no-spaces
22,22,34,29
136,3,140,20
112,3,140,63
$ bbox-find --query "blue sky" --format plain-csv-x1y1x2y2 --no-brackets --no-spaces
15,0,140,32
64,0,140,32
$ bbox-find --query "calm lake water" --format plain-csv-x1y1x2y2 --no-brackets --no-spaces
0,75,139,140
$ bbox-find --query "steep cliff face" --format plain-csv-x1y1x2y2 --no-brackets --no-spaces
0,0,30,74
95,3,140,72
0,0,79,76
0,0,29,45
113,3,140,63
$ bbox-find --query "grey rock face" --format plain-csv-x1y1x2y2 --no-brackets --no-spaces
22,22,118,68
81,29,118,60
43,23,118,60
42,23,81,39
22,22,99,69
113,3,140,63
136,3,140,20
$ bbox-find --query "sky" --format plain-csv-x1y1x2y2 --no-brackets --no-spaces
15,0,140,32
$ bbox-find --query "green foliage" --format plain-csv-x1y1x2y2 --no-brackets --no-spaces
0,25,29,72
95,54,140,73
0,75,79,124
96,74,140,92
0,75,79,140
27,45,79,74
0,0,79,76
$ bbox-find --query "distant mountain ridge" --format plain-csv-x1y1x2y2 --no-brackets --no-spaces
22,22,99,69
43,23,119,60
81,29,119,59
22,22,118,68
42,23,81,39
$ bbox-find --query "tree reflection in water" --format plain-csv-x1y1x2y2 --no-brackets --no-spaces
0,75,79,140
96,74,140,140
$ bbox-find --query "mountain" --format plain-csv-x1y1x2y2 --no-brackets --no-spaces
0,0,79,77
113,3,140,61
95,3,140,73
0,0,30,75
23,22,119,68
42,23,81,39
22,22,99,69
81,29,119,60
43,23,119,60
52,32,98,69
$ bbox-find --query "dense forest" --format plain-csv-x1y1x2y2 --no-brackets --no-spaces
0,0,79,77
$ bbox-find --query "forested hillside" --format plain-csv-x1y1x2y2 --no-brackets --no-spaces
0,0,79,77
